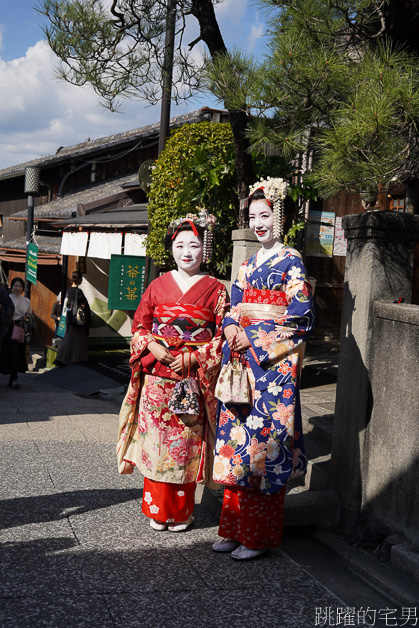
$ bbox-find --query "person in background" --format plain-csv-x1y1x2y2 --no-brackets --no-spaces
0,283,15,355
51,292,62,335
0,277,32,389
55,272,91,365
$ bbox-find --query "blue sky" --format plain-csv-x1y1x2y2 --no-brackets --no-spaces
0,0,267,170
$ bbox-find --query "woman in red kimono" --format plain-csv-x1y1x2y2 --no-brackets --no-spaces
212,178,315,559
117,211,228,532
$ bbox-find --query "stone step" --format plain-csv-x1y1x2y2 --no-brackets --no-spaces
284,487,341,528
302,432,332,491
313,531,419,606
301,409,334,449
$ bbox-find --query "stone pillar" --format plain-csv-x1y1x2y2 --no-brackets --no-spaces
330,210,419,530
230,229,259,283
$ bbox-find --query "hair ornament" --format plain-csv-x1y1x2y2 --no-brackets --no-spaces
249,177,289,238
168,208,217,263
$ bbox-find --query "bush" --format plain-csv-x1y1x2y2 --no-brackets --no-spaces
146,121,237,277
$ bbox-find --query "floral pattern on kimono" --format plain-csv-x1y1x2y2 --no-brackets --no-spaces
117,272,228,486
213,246,315,495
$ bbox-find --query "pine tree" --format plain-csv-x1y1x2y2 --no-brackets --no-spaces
206,0,419,197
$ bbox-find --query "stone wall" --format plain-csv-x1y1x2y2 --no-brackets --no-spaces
362,302,419,545
330,211,419,532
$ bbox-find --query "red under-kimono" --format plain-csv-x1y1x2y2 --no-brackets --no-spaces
117,271,228,523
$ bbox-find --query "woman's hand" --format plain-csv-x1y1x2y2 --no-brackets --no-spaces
224,324,239,349
233,329,251,352
171,352,198,375
148,341,174,366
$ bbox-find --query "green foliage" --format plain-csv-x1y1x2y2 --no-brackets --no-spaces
38,0,207,109
284,177,319,248
314,41,419,195
146,121,237,277
206,0,419,197
283,220,306,249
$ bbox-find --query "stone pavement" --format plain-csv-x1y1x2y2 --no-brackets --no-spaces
0,362,414,628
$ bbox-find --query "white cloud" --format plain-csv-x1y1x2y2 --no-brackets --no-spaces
215,0,248,21
248,20,265,53
0,39,211,170
0,1,265,172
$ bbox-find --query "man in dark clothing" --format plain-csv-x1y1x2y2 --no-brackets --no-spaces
0,285,15,353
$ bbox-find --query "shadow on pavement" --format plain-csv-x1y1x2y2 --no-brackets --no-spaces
0,488,139,529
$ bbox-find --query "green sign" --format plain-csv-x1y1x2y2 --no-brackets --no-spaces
108,254,146,310
27,242,39,285
56,297,68,338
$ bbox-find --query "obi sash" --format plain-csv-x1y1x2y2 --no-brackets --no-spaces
152,303,216,349
142,302,216,378
240,289,288,327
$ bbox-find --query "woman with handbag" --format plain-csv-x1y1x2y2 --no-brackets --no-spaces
212,178,315,560
0,277,32,389
55,271,91,365
117,211,228,532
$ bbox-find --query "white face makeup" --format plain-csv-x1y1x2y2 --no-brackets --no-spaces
172,229,203,276
248,199,276,245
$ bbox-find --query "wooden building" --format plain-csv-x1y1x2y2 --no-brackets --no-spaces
0,107,228,346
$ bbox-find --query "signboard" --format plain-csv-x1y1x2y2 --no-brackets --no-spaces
77,256,87,273
306,211,335,257
27,242,39,285
108,254,146,310
56,297,68,338
333,216,347,256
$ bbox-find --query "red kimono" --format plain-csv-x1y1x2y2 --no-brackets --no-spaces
117,271,228,523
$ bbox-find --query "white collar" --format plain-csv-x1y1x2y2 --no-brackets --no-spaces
256,243,284,266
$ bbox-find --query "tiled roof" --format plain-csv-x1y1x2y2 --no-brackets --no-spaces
0,236,62,255
0,108,217,181
57,205,148,228
11,172,138,220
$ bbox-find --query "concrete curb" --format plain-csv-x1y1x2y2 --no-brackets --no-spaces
310,530,419,607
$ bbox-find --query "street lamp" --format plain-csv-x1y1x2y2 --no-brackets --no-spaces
24,166,40,297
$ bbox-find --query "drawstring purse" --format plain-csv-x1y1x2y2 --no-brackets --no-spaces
215,341,251,405
168,352,201,416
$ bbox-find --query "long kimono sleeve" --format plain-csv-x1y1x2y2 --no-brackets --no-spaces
244,255,315,381
194,285,229,373
117,284,156,475
222,262,247,330
193,284,229,488
129,284,156,369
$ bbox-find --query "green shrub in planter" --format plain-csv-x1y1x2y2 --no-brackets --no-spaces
146,121,237,278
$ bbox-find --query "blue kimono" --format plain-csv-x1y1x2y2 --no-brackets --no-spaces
213,246,315,495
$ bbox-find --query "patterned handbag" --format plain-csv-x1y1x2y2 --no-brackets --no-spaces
168,352,201,416
215,345,251,405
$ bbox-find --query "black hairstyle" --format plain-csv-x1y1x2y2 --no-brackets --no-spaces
247,185,295,233
71,270,83,283
10,277,25,291
164,220,205,253
248,188,268,205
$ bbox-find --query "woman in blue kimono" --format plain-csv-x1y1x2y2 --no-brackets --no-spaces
212,177,315,560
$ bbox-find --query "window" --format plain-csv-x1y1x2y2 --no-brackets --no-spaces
389,196,405,212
